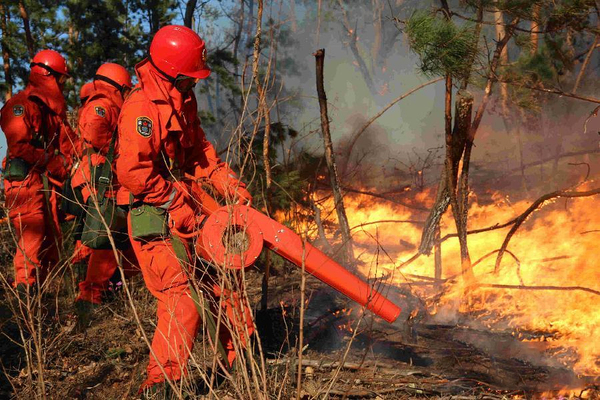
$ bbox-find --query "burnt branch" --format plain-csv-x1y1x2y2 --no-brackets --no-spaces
495,187,600,272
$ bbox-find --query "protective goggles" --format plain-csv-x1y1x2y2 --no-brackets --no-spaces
30,62,68,84
149,57,200,93
173,75,200,93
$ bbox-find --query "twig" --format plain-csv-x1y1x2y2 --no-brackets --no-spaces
476,284,600,296
345,77,444,161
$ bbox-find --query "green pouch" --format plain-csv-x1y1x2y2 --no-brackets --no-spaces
3,158,30,182
130,204,169,240
81,197,129,249
61,177,86,218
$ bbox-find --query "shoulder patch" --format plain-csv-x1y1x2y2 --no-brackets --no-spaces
94,106,106,118
13,105,24,117
136,116,153,138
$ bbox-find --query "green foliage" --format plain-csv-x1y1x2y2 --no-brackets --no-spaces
404,11,478,81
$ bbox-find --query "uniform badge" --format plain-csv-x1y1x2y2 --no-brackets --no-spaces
95,106,106,118
13,105,24,117
136,116,153,137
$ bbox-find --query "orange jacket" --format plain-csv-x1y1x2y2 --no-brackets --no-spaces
116,58,224,206
1,72,76,179
71,80,124,196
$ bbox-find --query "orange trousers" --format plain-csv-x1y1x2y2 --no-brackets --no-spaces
4,173,61,286
76,246,139,304
129,219,254,389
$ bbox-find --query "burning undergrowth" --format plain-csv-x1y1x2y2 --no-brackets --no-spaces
307,179,600,391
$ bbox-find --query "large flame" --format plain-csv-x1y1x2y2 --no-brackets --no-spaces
313,188,600,376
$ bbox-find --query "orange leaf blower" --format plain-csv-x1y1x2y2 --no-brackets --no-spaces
195,205,401,323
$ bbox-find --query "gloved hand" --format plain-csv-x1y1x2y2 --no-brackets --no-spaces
210,166,252,205
45,152,69,181
168,199,196,233
166,183,197,233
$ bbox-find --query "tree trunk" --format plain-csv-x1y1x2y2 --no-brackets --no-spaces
454,92,474,279
18,0,34,58
0,3,12,100
183,0,197,29
530,4,540,53
314,49,355,266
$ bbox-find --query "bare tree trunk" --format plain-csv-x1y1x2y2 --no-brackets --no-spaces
183,0,197,29
0,3,12,100
434,224,442,291
419,75,455,255
314,49,355,266
454,92,474,279
495,9,528,192
371,0,384,74
336,0,376,95
530,4,540,53
18,0,34,58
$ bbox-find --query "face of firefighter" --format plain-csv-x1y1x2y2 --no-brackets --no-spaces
174,75,199,93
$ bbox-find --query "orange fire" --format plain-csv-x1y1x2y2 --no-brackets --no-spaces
311,188,600,376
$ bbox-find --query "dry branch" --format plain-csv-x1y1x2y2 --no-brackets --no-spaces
314,48,354,266
495,187,600,271
345,77,444,161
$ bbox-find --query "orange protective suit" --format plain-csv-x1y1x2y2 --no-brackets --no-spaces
71,80,139,304
1,72,76,286
116,58,253,389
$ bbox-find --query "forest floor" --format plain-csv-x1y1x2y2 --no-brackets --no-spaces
0,265,596,400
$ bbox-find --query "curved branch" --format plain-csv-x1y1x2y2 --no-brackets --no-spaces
495,187,600,272
346,77,444,161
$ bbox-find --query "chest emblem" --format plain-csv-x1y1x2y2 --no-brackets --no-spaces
136,116,153,138
94,106,106,118
13,105,24,117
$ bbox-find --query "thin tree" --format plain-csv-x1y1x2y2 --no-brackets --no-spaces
0,2,12,100
314,48,354,266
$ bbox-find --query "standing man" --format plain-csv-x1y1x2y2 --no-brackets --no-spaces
1,49,76,291
116,25,253,393
70,63,138,310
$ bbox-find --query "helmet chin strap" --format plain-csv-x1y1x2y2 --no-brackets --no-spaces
148,56,176,84
94,74,129,97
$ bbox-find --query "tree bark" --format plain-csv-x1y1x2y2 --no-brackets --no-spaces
18,0,34,58
454,92,474,278
0,3,12,100
314,48,355,266
183,0,197,29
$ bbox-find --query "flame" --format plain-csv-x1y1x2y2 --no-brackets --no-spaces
313,188,600,376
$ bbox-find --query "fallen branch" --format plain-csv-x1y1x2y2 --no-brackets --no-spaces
267,358,424,377
350,219,425,231
476,283,600,296
339,185,428,211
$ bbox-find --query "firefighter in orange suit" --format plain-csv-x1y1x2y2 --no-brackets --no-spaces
0,50,77,290
116,25,253,392
70,63,139,308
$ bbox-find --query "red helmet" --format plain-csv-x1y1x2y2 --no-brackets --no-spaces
95,62,132,90
149,25,210,80
79,82,94,101
31,49,69,77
